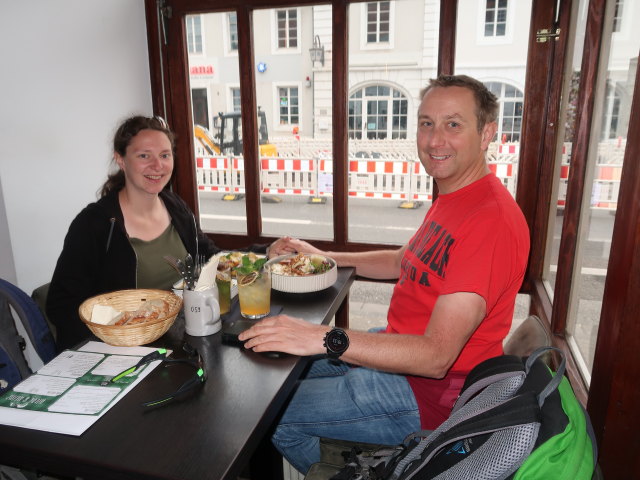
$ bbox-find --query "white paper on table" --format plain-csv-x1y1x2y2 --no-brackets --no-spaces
77,341,161,356
13,375,76,397
48,385,121,415
91,355,147,377
37,351,104,378
0,341,171,436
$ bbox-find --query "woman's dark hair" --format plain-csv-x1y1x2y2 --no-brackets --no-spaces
99,116,175,197
420,75,499,132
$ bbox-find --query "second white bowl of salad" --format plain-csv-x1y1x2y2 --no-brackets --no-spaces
270,253,337,293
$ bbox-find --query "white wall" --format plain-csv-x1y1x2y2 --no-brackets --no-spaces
0,0,153,294
0,180,17,284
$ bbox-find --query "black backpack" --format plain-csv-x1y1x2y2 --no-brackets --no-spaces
0,278,57,394
321,347,596,480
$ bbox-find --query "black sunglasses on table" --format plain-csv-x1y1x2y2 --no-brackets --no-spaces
110,343,206,408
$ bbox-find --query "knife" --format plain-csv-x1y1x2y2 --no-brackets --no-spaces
185,254,194,290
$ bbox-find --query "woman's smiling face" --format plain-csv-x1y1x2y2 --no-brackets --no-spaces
416,86,497,194
115,129,174,196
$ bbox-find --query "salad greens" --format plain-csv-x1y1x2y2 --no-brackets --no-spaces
235,254,268,276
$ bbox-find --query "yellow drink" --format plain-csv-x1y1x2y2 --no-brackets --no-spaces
237,267,271,319
216,269,232,315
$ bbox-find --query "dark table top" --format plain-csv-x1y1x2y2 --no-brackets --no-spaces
0,267,355,480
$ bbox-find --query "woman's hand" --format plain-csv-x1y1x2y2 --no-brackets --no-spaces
267,236,324,258
238,314,328,356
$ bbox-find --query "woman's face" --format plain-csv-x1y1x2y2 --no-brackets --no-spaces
115,129,174,196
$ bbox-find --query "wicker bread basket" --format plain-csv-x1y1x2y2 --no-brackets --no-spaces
79,289,182,347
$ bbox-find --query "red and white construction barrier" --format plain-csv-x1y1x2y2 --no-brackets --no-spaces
194,141,622,210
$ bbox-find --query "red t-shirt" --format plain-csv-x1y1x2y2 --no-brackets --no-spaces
386,173,530,428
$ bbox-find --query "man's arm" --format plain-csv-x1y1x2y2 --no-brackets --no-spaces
343,292,486,377
239,291,486,378
269,236,406,280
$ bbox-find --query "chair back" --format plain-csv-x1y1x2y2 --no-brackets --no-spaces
503,314,551,358
0,278,57,393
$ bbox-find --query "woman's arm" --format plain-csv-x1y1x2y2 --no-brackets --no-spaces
46,212,104,350
268,237,406,280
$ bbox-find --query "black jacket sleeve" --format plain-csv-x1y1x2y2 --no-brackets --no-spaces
47,210,104,350
46,206,136,351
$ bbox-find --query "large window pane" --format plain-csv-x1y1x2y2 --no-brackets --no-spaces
187,12,247,235
560,0,636,380
456,0,531,199
347,0,436,245
256,6,334,240
543,1,587,296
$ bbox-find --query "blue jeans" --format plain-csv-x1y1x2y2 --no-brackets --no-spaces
272,358,420,474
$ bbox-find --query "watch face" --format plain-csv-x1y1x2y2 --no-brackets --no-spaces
327,329,349,353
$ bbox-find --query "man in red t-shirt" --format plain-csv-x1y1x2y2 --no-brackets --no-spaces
241,74,530,474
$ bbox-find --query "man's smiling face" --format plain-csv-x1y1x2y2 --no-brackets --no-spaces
416,86,497,194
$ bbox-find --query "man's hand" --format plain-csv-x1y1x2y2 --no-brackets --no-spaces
238,314,328,356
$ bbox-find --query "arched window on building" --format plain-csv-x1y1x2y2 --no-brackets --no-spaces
348,85,408,139
484,81,524,142
602,81,621,140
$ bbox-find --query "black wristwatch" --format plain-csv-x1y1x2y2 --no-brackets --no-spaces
324,328,349,360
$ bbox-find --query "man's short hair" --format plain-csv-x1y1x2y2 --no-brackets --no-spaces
420,75,499,132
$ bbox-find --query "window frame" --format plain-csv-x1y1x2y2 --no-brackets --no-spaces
601,81,621,140
144,1,640,475
272,7,301,54
186,14,204,55
347,83,409,140
225,12,239,54
273,83,302,131
612,0,623,33
360,1,395,50
484,81,525,142
476,0,515,45
229,86,241,113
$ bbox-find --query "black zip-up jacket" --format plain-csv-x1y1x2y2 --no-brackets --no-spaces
46,190,258,351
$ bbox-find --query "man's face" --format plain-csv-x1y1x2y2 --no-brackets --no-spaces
416,86,497,194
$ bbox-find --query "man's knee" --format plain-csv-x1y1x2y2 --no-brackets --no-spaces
272,424,320,474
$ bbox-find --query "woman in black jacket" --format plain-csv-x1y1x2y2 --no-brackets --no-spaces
47,116,274,350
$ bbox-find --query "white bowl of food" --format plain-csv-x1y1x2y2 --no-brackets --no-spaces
270,253,337,293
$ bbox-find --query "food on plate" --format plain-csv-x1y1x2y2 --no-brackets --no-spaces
271,253,333,276
91,298,170,326
218,251,260,277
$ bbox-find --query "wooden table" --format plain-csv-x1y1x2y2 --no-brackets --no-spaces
0,267,355,480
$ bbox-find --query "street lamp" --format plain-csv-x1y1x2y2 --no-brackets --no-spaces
309,35,324,66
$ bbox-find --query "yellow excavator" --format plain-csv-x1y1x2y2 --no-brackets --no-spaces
194,109,277,157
